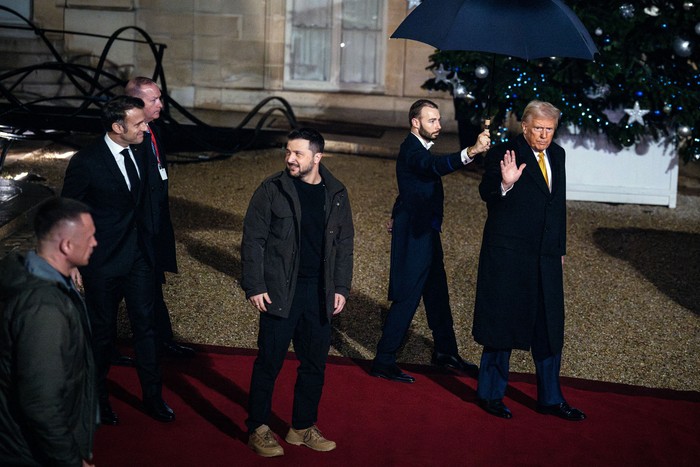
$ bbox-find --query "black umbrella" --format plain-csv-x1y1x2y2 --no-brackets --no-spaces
391,0,598,125
391,0,598,60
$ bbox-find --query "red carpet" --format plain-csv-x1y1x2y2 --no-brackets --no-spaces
94,346,700,466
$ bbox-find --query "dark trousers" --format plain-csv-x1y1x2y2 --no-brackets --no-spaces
476,285,565,405
375,232,458,367
84,251,161,401
246,277,331,432
154,273,174,343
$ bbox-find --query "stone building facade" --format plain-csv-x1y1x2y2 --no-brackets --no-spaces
3,0,456,129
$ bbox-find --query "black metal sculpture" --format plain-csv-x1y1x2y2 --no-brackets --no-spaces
0,5,298,172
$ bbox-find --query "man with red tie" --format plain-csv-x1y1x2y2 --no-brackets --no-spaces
125,77,195,359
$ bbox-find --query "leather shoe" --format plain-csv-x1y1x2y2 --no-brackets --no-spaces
143,397,175,422
162,341,196,358
100,401,119,426
370,363,415,383
431,351,478,374
536,402,586,421
477,399,512,419
110,352,135,367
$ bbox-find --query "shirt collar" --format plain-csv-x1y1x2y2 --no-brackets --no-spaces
104,133,129,157
412,132,435,150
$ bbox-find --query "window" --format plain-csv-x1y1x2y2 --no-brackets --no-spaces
285,0,385,92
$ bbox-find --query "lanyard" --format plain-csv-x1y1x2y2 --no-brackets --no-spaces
148,125,162,166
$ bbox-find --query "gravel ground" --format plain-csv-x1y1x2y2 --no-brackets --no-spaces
3,143,699,392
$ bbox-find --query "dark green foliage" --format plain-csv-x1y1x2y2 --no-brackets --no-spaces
423,0,700,162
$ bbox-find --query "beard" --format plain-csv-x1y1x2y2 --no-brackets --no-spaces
287,161,314,179
418,124,439,141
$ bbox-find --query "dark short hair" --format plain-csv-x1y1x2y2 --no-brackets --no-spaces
409,99,438,124
101,95,144,132
33,197,91,242
288,127,325,154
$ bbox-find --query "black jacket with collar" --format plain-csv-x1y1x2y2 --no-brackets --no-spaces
0,251,97,466
240,164,354,319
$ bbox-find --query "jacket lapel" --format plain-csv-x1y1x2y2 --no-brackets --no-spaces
100,140,133,198
517,136,550,195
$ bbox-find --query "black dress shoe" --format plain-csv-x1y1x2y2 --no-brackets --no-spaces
370,364,415,383
477,399,513,419
162,341,196,358
110,352,136,367
100,401,119,426
143,396,176,422
431,351,478,374
536,402,586,421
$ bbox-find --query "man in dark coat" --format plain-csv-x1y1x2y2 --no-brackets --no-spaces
472,100,585,421
241,128,354,457
371,99,490,383
125,76,194,358
62,96,175,424
0,197,97,466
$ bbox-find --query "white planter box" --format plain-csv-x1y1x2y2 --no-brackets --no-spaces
558,128,678,208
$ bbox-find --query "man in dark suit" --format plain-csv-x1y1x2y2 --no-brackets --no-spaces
125,76,195,358
62,96,175,424
371,99,490,383
472,100,585,421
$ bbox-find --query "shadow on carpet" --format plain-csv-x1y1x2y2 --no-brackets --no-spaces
95,345,700,467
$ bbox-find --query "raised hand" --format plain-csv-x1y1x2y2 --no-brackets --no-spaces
500,150,526,190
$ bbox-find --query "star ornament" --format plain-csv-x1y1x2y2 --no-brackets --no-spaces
432,63,451,85
450,73,464,89
624,101,650,126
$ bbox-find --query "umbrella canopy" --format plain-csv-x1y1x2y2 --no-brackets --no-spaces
391,0,598,60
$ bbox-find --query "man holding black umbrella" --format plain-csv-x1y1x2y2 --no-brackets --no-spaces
371,99,490,383
472,100,585,421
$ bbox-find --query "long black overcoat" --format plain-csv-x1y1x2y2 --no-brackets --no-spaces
141,122,177,274
472,133,567,352
388,134,465,301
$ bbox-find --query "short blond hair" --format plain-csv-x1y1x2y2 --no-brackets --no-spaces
521,101,561,127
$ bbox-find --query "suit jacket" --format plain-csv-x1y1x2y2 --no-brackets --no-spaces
61,135,155,276
141,122,177,274
388,133,465,301
472,133,567,352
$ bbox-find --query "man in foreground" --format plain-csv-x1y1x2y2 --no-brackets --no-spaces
241,128,354,457
472,100,585,421
0,197,98,466
62,96,175,424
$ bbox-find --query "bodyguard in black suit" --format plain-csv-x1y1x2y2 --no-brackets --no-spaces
126,77,195,358
472,100,585,421
61,96,175,424
371,99,490,383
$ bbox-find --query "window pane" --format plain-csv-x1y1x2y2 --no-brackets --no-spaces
340,0,382,84
289,0,332,81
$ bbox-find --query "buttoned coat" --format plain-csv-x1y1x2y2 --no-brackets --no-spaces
388,133,465,301
472,133,567,352
61,137,155,275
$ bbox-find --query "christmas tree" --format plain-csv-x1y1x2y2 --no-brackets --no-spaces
422,0,700,163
